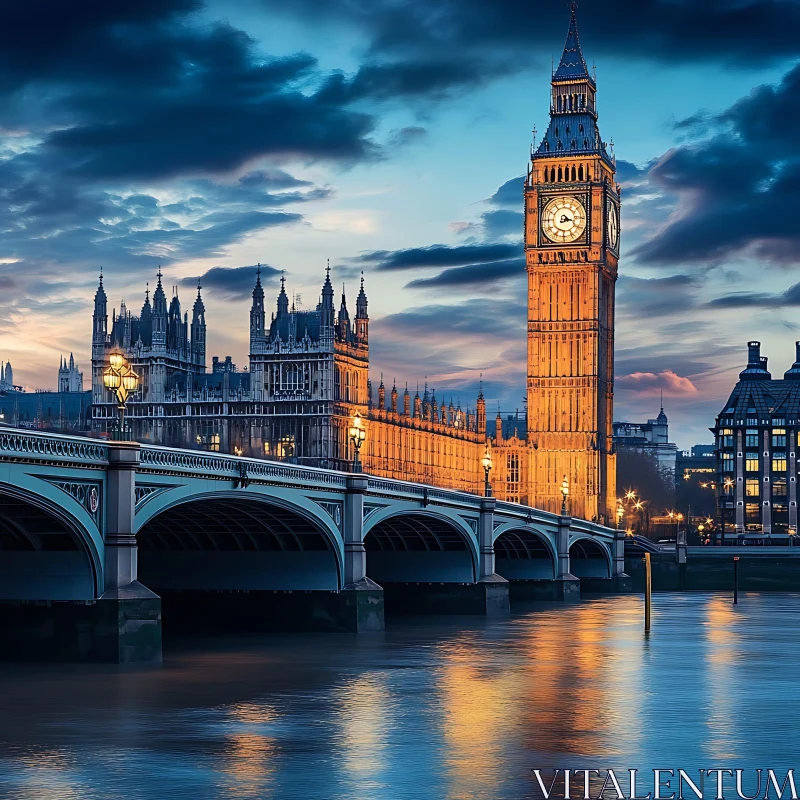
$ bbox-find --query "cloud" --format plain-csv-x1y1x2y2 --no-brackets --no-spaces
182,264,282,301
708,282,800,309
356,242,521,271
369,297,527,406
405,258,523,289
634,64,800,267
616,369,698,397
487,176,524,208
267,0,800,85
617,274,700,318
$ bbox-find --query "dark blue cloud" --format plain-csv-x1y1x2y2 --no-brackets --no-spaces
405,258,523,289
182,265,282,301
356,242,521,271
487,176,523,208
708,282,800,309
634,64,800,267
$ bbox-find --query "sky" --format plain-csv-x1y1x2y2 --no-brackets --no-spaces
1,0,800,449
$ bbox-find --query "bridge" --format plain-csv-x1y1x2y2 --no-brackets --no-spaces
0,428,628,663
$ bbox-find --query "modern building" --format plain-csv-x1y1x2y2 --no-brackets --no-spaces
676,444,715,485
85,4,618,513
613,405,678,487
0,361,15,392
712,341,800,535
57,354,84,393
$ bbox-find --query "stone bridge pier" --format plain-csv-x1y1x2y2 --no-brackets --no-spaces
0,430,627,663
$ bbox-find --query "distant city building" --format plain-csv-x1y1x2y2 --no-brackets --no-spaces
57,353,84,393
0,360,15,392
613,405,678,487
676,444,715,485
712,340,800,535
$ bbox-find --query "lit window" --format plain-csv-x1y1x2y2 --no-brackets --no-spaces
746,453,759,472
746,430,759,448
773,418,786,426
773,480,787,497
773,454,787,473
773,429,787,448
721,452,734,472
746,479,760,497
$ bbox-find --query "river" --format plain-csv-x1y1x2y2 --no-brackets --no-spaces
0,593,797,800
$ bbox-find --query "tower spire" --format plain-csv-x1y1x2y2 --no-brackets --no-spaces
554,1,590,82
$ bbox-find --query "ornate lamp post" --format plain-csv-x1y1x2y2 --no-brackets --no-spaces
348,413,366,473
102,351,139,439
481,446,492,497
560,474,569,516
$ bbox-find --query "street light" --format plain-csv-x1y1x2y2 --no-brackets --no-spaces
560,474,569,516
102,350,139,439
481,445,493,497
348,413,366,473
789,527,796,548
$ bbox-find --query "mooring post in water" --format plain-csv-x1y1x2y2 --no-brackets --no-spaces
733,556,739,604
644,551,652,632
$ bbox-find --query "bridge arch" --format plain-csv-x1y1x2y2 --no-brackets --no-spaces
492,525,556,580
363,508,478,584
0,482,102,599
136,491,343,591
569,535,612,578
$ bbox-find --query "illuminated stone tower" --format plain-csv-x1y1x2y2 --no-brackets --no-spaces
525,2,619,522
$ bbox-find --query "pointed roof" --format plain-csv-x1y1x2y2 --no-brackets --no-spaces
554,2,592,84
252,264,265,304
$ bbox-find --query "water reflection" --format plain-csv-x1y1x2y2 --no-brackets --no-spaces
0,593,798,800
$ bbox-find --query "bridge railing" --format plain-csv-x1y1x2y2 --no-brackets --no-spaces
0,428,618,536
0,427,109,467
138,444,349,489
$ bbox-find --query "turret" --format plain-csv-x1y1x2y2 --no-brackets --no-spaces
785,341,800,380
495,410,504,445
414,386,422,419
337,284,350,342
739,341,771,381
403,383,411,416
249,265,266,348
276,274,289,317
378,375,386,410
152,267,168,350
320,261,335,329
477,379,486,439
92,270,108,345
391,379,398,413
432,390,439,423
441,399,447,425
137,284,152,348
355,273,368,344
191,281,206,368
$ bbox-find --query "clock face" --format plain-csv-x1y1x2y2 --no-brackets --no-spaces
541,196,587,244
607,200,619,249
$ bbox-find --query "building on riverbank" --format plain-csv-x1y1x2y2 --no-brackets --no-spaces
712,341,800,535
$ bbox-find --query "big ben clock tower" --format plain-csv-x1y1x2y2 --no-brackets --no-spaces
525,2,619,523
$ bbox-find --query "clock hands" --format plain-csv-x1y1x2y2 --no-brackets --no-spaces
559,214,572,224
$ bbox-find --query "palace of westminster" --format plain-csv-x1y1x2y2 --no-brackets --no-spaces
2,7,622,524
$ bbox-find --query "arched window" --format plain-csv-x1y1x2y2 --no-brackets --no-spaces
544,141,550,153
571,166,577,181
557,167,563,181
583,138,588,150
578,165,584,181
